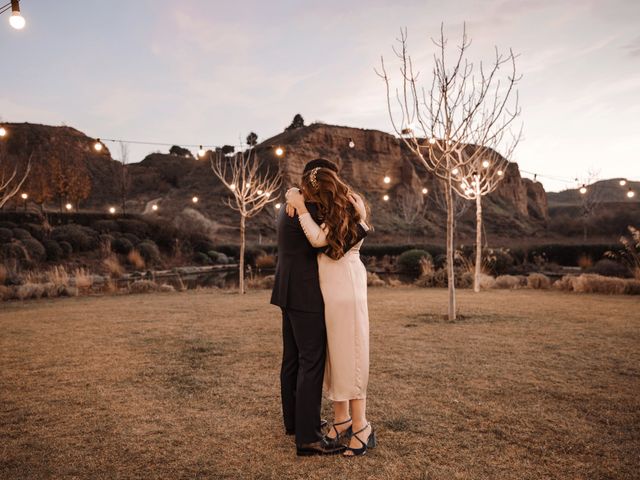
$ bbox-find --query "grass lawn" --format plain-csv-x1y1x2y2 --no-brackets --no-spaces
1,287,639,479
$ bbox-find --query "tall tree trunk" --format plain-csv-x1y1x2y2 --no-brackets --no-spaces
239,214,246,294
474,194,482,293
445,178,456,320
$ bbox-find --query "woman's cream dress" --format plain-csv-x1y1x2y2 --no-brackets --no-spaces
298,213,369,401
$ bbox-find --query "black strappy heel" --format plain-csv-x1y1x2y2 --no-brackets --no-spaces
343,422,376,457
324,417,353,448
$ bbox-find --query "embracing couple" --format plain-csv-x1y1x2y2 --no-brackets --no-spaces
270,158,377,457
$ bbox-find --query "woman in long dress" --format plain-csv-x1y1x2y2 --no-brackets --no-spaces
285,166,376,457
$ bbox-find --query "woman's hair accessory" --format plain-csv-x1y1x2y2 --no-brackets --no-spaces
310,167,320,189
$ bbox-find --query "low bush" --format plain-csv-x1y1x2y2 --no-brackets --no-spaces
59,241,73,258
42,239,63,262
1,242,28,261
137,241,161,265
0,228,12,243
527,273,551,290
367,272,386,287
23,223,46,241
554,274,639,295
129,280,159,294
11,228,32,241
494,275,520,289
103,255,124,278
194,252,211,265
52,224,93,251
22,238,46,262
92,219,120,233
397,249,432,274
247,274,275,290
112,237,134,255
255,254,276,269
587,259,630,278
127,250,146,269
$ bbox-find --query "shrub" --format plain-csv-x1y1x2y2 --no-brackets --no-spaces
23,223,46,241
478,273,496,290
623,280,640,295
587,259,630,278
52,224,93,251
137,241,161,265
42,240,63,262
414,269,448,288
194,252,212,265
122,233,141,246
207,250,221,262
92,219,119,233
494,275,520,289
127,250,146,269
0,221,17,229
577,254,593,270
0,284,13,301
0,242,28,261
572,274,626,295
245,248,267,266
12,228,32,241
486,248,514,275
59,241,73,258
367,272,385,287
458,272,474,289
527,273,551,290
73,268,93,290
116,219,149,238
255,254,276,269
16,282,45,300
129,280,159,294
553,275,576,291
103,255,124,278
22,238,46,263
112,237,134,255
0,227,12,243
214,252,229,265
247,274,275,290
397,249,432,274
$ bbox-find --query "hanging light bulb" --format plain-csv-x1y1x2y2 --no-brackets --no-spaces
151,204,158,211
275,203,282,209
451,168,459,175
422,187,428,195
108,207,116,214
383,176,391,184
245,181,251,188
348,138,355,149
0,127,6,137
619,179,627,186
579,185,587,195
94,139,103,152
65,203,73,211
275,146,284,157
20,192,28,200
627,189,635,199
229,184,236,191
257,189,264,195
482,160,490,168
9,1,26,30
497,170,504,176
383,194,390,201
428,137,436,145
265,192,271,198
198,145,206,158
192,196,199,203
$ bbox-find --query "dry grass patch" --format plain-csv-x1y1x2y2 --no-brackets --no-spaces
0,288,638,479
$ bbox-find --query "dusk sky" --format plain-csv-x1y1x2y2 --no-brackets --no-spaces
1,0,638,192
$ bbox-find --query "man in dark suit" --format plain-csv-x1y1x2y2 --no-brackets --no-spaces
270,158,367,456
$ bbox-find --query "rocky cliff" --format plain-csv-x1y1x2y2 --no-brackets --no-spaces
1,121,550,244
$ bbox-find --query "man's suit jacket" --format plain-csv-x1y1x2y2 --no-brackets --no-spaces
270,202,368,313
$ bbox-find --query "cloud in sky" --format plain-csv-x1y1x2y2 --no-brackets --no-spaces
0,0,638,191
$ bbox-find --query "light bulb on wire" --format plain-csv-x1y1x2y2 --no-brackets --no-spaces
383,194,389,202
94,139,103,152
9,1,26,30
619,179,627,186
65,203,73,211
0,127,6,137
348,138,355,149
383,176,391,184
627,189,635,199
275,146,284,157
198,146,205,158
482,160,490,168
192,196,199,203
422,188,428,195
579,185,587,195
108,207,116,214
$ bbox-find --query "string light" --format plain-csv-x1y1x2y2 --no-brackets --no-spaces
94,139,103,152
9,0,25,30
497,170,504,176
451,168,459,175
275,203,282,209
383,176,391,184
229,184,236,191
20,192,27,200
151,204,158,211
348,138,355,149
275,147,284,157
0,126,6,137
192,196,199,203
383,194,389,201
619,179,627,186
579,185,587,195
257,189,263,195
198,145,205,158
65,203,73,211
108,206,116,214
422,187,428,194
265,192,272,198
628,189,636,199
428,137,436,145
482,160,490,168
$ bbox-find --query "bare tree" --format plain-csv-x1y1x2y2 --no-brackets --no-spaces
118,142,130,214
377,24,521,320
577,170,604,241
210,145,282,294
396,188,428,242
450,146,512,292
0,146,31,209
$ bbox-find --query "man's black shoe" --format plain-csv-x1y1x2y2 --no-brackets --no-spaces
296,437,346,456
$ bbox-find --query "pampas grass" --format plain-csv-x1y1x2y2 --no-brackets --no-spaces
127,249,146,269
494,275,520,289
103,254,124,278
527,273,551,290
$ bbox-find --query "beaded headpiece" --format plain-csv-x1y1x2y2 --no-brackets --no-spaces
309,167,320,189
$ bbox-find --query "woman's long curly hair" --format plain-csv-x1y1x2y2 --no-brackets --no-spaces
300,167,371,260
